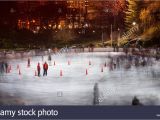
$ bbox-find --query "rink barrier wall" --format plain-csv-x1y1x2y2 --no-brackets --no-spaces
0,48,158,60
0,50,50,60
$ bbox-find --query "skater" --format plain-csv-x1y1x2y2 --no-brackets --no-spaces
27,58,30,67
135,57,139,67
93,83,99,105
141,58,146,66
3,50,6,57
42,55,44,61
132,96,143,106
0,61,5,74
48,54,51,61
48,54,52,66
4,62,8,73
43,62,48,76
116,57,120,68
113,63,116,69
109,58,114,71
37,62,41,77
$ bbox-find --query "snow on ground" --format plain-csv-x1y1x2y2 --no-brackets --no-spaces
0,52,160,105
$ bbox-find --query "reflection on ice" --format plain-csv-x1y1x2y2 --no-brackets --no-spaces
0,52,160,105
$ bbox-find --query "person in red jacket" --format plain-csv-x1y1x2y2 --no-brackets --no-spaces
43,62,48,76
37,62,41,77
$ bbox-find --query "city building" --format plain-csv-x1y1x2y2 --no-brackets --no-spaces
16,1,90,31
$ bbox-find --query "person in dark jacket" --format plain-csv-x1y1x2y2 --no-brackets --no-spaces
28,58,30,67
4,62,8,73
37,62,41,77
48,54,51,61
132,96,143,106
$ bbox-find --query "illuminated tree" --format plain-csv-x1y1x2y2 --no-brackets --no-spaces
140,1,160,46
125,0,142,29
87,0,126,29
140,1,160,30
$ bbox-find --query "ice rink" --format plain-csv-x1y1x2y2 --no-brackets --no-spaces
0,52,160,105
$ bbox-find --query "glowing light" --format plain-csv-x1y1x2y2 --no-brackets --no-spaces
33,31,36,34
32,20,35,23
43,26,46,29
36,26,40,30
132,22,136,26
58,24,61,29
48,24,52,27
68,24,72,29
84,23,88,28
52,25,56,29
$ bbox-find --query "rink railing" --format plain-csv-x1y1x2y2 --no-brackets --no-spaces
0,48,158,59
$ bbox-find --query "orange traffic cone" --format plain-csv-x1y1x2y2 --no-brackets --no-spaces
8,67,10,73
19,69,21,75
60,70,63,76
35,70,37,76
9,65,11,71
101,67,103,72
68,61,70,65
86,69,88,75
17,65,19,70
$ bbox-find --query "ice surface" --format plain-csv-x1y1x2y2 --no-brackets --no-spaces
0,52,160,105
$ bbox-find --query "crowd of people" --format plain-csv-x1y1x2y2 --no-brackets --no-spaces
0,54,50,78
1,49,159,78
106,53,155,72
0,61,8,75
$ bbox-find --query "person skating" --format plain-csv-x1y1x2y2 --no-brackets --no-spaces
48,54,52,66
28,58,30,67
4,62,8,73
37,62,41,77
41,53,44,61
132,96,143,106
43,62,48,76
48,54,52,61
116,57,120,68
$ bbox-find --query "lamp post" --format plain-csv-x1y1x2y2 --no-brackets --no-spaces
117,28,120,47
101,26,104,47
111,24,113,48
